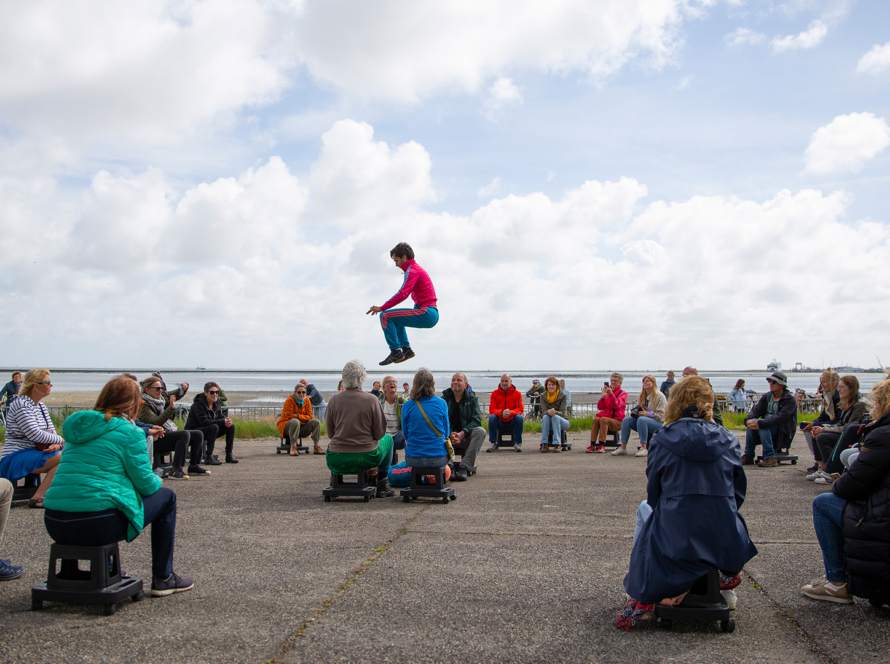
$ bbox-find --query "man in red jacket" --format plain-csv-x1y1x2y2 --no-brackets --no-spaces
487,374,524,452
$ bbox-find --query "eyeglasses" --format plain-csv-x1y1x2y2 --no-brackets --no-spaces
384,381,396,386
208,390,219,395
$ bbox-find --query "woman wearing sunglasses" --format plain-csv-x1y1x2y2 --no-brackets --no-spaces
139,377,207,479
184,382,237,464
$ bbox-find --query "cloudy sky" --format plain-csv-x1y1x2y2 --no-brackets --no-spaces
1,0,888,371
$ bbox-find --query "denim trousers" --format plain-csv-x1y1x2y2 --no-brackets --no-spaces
540,414,569,445
745,424,777,459
812,492,847,582
620,416,663,446
488,413,523,445
380,306,439,350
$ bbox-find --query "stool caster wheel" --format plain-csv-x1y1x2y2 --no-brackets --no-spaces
449,495,457,501
31,599,43,611
869,598,883,607
720,619,735,633
442,496,449,504
324,495,331,502
791,459,797,465
363,496,370,503
410,496,418,501
276,449,282,454
104,603,117,616
661,619,672,630
132,590,144,602
403,496,410,502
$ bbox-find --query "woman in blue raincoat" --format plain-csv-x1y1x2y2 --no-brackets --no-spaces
617,376,757,629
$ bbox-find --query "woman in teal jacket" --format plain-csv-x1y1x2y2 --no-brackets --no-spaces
43,376,193,597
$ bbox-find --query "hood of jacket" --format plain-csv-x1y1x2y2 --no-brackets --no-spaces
193,392,214,410
656,418,738,463
62,409,132,446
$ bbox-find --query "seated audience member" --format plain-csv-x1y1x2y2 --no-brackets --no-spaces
139,377,207,479
616,376,757,629
370,381,382,398
539,376,569,453
806,375,869,484
43,376,193,597
487,374,524,453
613,374,666,458
728,380,747,412
325,360,395,498
677,367,723,426
185,382,238,465
559,379,572,415
526,379,545,419
300,379,326,421
801,378,890,605
801,370,840,472
442,373,486,479
0,368,63,509
338,380,345,392
0,478,24,580
742,371,797,467
277,383,323,455
401,368,450,470
659,371,675,399
378,375,407,465
401,383,410,399
0,371,22,411
588,373,627,453
151,371,189,402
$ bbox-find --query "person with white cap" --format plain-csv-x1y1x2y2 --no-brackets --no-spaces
741,371,798,468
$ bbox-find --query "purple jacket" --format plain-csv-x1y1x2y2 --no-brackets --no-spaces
381,259,437,311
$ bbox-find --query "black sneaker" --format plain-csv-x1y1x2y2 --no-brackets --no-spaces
204,455,223,466
187,465,210,475
225,455,239,464
452,465,468,481
461,463,477,476
0,559,24,581
806,463,819,473
376,480,395,498
151,572,195,597
168,468,189,480
379,349,404,366
396,347,415,363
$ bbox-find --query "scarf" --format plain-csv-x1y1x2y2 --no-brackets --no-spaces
546,389,559,404
293,394,305,407
142,392,177,432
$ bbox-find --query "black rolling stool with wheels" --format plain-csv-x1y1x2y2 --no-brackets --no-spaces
277,430,309,455
323,471,376,502
544,428,570,451
654,567,735,633
400,466,456,504
31,542,144,615
11,474,40,502
495,430,519,450
755,440,798,466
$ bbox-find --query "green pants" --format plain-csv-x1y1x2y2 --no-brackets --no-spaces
326,434,394,475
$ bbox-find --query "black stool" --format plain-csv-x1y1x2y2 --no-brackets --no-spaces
31,542,144,615
495,430,520,450
323,471,376,502
400,466,456,504
654,568,734,633
544,428,570,451
277,430,309,455
12,474,40,502
756,441,798,466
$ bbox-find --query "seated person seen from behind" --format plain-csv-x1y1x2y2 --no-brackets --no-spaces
487,374,524,452
401,368,450,470
324,360,395,498
277,383,323,455
43,376,194,597
0,368,64,509
185,382,238,465
616,376,757,630
539,376,569,453
441,372,486,480
801,378,890,605
139,377,207,479
801,370,840,472
379,375,407,465
588,373,628,453
805,375,869,484
613,374,666,458
742,371,797,468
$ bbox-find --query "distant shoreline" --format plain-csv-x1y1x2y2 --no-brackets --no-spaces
2,367,884,374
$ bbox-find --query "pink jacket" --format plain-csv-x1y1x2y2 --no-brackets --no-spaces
381,259,438,310
596,389,627,420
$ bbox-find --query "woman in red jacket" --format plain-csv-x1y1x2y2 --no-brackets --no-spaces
588,373,628,453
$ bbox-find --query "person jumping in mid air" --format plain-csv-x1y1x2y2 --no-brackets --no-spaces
366,243,439,366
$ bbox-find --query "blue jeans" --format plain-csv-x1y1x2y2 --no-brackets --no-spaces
380,305,439,350
488,414,523,446
812,492,847,583
620,416,663,446
745,424,777,459
634,499,653,545
405,455,449,468
541,414,569,445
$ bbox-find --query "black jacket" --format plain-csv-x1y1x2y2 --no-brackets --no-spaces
745,388,797,449
184,393,226,430
833,410,890,601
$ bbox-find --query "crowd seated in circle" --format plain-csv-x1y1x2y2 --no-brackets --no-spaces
612,374,666,458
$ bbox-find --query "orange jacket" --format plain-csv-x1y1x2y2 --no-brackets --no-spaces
489,385,524,422
277,394,313,436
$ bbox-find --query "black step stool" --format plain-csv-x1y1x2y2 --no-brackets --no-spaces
323,471,376,502
495,430,520,450
400,466,456,504
12,474,40,502
654,567,735,633
31,542,144,615
544,428,570,451
277,430,309,455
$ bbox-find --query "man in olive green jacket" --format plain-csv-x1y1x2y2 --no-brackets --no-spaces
441,373,485,481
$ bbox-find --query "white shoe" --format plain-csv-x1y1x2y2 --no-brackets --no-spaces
815,474,837,485
611,447,628,456
806,471,822,481
720,589,738,610
635,448,648,457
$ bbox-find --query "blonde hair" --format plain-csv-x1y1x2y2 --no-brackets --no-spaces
639,374,657,406
821,369,840,393
869,379,890,421
663,376,714,424
19,368,50,399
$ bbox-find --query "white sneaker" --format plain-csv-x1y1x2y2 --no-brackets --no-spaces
720,589,738,610
635,448,648,457
806,471,822,481
611,447,628,456
815,473,837,485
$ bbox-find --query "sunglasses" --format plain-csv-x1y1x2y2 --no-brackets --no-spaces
148,386,163,391
295,391,306,395
208,390,219,395
39,381,52,385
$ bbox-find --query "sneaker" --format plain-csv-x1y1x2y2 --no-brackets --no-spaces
187,465,210,475
635,448,648,458
225,455,239,464
757,458,778,467
397,347,415,362
379,349,404,366
151,572,195,597
720,589,738,610
740,453,754,465
515,446,522,453
204,455,223,466
586,445,596,453
540,444,549,453
802,579,853,604
806,470,823,481
486,444,495,453
611,447,628,456
806,463,819,473
815,473,839,485
552,445,561,453
0,559,24,581
452,465,468,481
460,463,476,477
168,468,189,480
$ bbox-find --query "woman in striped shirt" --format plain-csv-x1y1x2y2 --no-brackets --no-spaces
0,368,63,508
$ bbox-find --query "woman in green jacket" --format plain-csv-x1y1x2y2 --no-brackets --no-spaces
44,376,193,597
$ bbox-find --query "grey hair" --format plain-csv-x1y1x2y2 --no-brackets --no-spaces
610,372,624,384
341,359,367,390
410,367,436,400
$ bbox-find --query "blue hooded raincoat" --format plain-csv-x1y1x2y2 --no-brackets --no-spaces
623,418,757,604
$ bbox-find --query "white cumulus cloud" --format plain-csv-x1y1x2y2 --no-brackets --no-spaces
482,78,524,120
771,19,828,52
857,42,890,75
725,27,765,47
805,112,890,174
